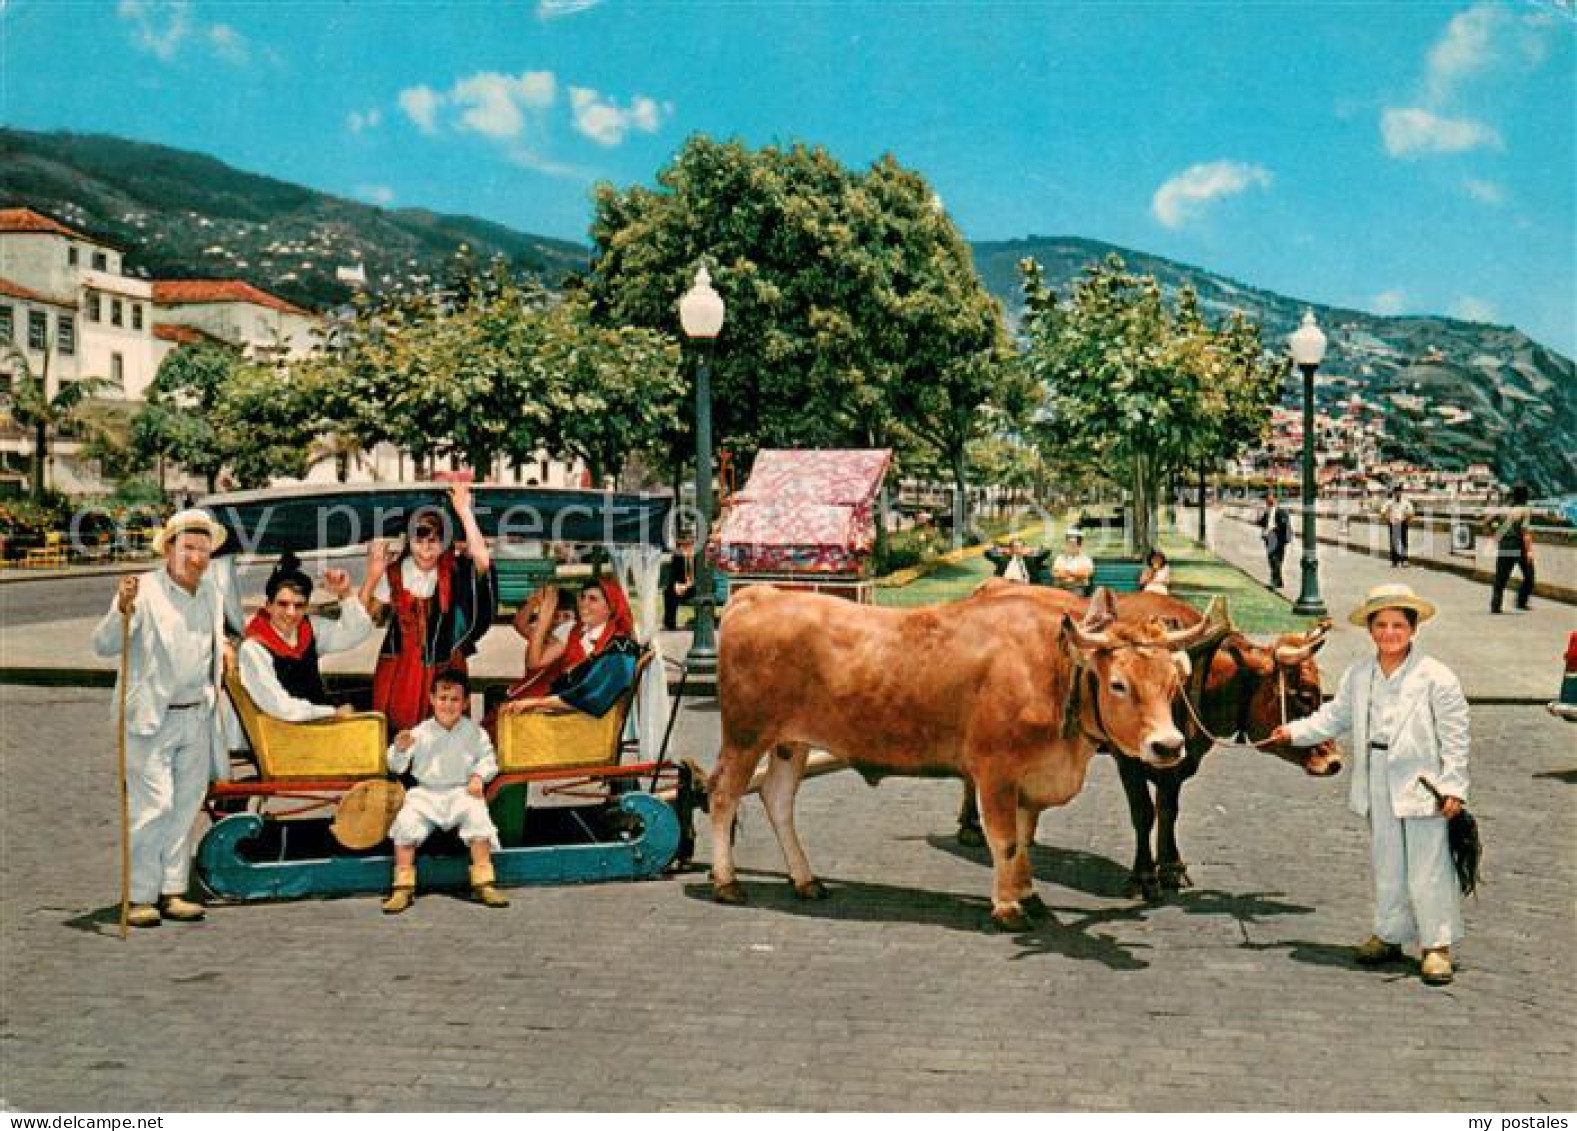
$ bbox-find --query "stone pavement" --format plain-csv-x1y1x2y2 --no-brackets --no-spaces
1207,508,1576,702
1,678,1573,1111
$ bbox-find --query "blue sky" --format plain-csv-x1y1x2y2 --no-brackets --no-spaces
3,1,1573,354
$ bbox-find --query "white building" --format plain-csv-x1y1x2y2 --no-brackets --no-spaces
151,279,319,361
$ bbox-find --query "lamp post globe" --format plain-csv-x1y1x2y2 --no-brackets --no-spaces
679,267,725,673
1289,310,1328,618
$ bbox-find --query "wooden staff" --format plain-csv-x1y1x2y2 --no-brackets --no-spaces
116,604,132,940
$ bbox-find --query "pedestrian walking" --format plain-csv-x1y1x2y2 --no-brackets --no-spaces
1270,582,1470,986
90,509,234,928
1258,491,1292,590
1487,484,1535,614
1381,487,1414,567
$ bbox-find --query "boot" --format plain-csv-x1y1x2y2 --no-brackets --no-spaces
1421,948,1454,985
470,862,510,908
126,903,161,928
1354,935,1403,965
382,865,417,915
158,894,206,922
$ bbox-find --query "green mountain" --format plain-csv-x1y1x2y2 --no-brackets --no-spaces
974,237,1575,495
2,128,1570,492
0,127,588,308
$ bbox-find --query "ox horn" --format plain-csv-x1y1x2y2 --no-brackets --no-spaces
1063,610,1115,652
1275,617,1333,665
1156,596,1230,651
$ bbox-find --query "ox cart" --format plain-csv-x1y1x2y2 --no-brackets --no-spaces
191,482,703,901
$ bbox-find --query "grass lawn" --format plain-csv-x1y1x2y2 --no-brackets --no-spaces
873,524,1319,637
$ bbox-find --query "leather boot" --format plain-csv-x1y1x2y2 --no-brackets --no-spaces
158,894,206,922
470,862,509,908
126,903,161,928
1421,948,1454,985
382,865,417,915
1354,935,1403,965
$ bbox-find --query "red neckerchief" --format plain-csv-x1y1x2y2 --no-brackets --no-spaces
245,608,315,660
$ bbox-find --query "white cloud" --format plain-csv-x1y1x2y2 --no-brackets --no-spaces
569,86,672,146
117,0,192,62
399,85,442,135
1463,177,1505,205
118,0,251,65
537,0,602,18
356,185,396,206
1150,160,1272,230
1380,107,1502,157
208,23,247,64
1425,3,1499,104
1451,296,1500,323
1372,289,1409,316
451,71,556,140
348,108,384,134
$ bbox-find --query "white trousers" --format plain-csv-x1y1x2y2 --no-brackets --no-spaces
1368,749,1463,949
389,785,499,849
125,708,214,904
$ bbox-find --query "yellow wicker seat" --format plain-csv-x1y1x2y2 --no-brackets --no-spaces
224,670,388,780
496,652,652,773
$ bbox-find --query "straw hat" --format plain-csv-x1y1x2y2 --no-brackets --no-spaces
152,508,228,555
331,780,407,851
1348,582,1437,627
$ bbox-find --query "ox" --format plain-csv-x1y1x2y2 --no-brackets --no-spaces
709,584,1220,930
956,584,1340,900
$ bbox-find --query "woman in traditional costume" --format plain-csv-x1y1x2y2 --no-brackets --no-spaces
361,482,495,732
499,577,639,720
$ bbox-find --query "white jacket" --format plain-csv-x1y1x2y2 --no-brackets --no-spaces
92,568,236,780
1287,651,1470,818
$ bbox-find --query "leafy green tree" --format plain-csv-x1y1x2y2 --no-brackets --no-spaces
586,136,1009,518
535,296,684,485
1020,255,1282,553
0,343,117,502
210,360,317,488
142,342,239,492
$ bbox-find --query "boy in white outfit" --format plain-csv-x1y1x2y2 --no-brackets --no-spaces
382,670,509,913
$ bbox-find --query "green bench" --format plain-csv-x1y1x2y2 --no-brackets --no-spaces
1089,559,1145,593
492,557,560,610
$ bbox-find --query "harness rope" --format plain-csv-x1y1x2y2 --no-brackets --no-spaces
1175,662,1289,750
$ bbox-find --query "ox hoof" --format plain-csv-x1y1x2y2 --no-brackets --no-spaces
956,824,985,849
1158,863,1194,891
1124,873,1163,903
988,907,1033,933
1019,893,1051,921
791,878,829,901
712,880,749,905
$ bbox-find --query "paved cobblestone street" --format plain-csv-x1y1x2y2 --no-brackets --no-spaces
1,683,1572,1111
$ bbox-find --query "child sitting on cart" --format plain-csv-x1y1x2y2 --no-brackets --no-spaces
383,670,510,915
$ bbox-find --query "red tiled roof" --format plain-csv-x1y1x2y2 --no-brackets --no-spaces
152,323,229,346
0,275,77,309
0,207,90,240
152,279,310,316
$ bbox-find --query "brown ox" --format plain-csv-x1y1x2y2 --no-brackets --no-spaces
958,583,1340,900
709,584,1218,930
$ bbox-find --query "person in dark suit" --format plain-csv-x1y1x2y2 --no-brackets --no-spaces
984,537,1051,585
662,532,696,631
1258,492,1293,590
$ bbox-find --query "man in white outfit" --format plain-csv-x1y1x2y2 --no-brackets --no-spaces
1271,582,1469,985
92,509,233,928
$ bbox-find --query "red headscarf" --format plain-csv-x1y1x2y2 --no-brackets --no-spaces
561,576,635,668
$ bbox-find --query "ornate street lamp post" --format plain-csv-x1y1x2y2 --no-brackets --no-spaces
1288,310,1329,617
679,266,725,673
